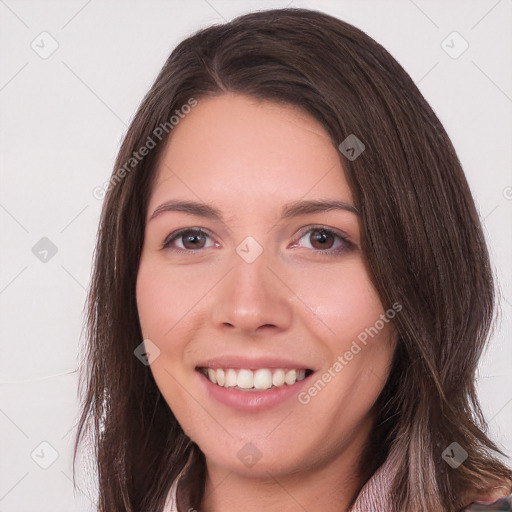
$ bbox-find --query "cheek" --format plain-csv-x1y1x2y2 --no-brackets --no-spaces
136,262,171,340
136,256,208,343
136,258,198,416
297,259,387,342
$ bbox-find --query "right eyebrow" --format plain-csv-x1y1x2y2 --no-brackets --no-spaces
149,200,223,222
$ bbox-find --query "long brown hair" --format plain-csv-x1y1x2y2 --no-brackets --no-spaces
74,7,512,512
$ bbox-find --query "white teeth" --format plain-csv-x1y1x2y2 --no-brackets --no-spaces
272,369,285,387
202,367,310,390
225,369,237,387
237,369,254,389
253,369,272,390
284,369,297,385
207,368,217,384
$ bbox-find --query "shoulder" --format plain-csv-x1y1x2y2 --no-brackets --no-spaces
461,493,512,511
162,454,194,512
162,477,179,512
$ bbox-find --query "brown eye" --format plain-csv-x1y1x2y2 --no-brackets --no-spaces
162,229,213,252
309,229,335,250
181,231,207,249
295,226,353,255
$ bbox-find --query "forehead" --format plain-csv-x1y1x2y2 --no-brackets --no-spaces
149,93,353,213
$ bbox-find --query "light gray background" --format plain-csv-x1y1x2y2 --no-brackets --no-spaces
0,1,511,510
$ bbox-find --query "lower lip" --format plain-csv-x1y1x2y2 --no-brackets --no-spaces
197,370,313,412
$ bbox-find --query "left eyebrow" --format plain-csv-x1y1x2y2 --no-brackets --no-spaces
280,199,359,218
148,198,359,223
149,200,224,223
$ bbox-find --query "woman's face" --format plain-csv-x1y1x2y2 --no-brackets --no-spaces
136,93,398,479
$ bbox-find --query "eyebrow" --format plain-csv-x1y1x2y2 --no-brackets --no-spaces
149,199,359,223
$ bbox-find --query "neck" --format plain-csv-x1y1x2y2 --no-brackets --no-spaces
197,414,375,512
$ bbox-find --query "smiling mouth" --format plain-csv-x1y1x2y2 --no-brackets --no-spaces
197,367,314,391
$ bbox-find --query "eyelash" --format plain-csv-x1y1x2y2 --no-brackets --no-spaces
161,226,353,256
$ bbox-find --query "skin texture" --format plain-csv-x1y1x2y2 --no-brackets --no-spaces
136,93,398,512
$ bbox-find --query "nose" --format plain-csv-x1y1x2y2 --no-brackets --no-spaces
209,248,293,336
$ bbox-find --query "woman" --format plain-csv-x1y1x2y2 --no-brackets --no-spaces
74,7,512,512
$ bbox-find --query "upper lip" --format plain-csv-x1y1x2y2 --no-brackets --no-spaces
195,356,314,371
